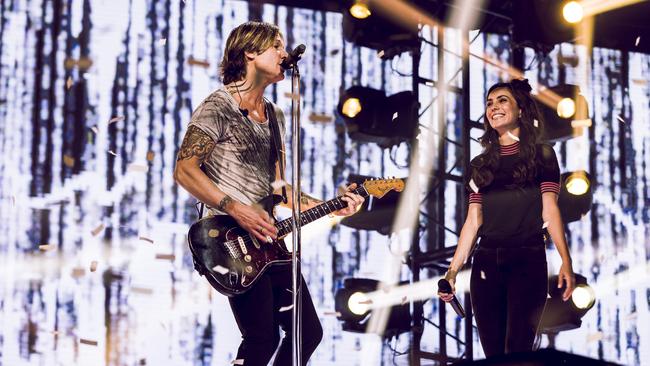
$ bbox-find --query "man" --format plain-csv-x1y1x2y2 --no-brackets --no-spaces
174,21,364,365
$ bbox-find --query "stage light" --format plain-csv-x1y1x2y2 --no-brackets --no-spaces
338,86,418,148
571,284,596,310
348,291,371,315
558,171,593,223
341,97,362,118
563,1,584,24
556,97,576,118
334,278,411,337
540,274,595,334
540,84,590,142
565,171,590,195
349,0,371,19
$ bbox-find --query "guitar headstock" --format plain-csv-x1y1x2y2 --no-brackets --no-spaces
363,177,405,198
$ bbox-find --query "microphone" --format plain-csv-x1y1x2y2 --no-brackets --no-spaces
438,278,466,318
280,44,306,70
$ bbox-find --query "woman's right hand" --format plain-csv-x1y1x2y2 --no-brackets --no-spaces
437,273,457,303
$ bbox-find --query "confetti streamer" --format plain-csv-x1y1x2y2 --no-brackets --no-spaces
79,339,98,346
39,244,54,251
108,116,124,124
127,163,148,173
187,56,210,68
212,265,229,274
616,115,626,124
506,130,520,142
107,150,117,156
469,179,479,193
63,155,75,167
308,113,333,123
155,254,175,261
279,305,294,312
139,236,154,244
635,36,641,47
323,311,342,317
91,223,105,236
231,360,244,365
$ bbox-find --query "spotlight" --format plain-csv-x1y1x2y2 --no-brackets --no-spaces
556,97,576,118
540,84,590,142
565,171,590,196
349,0,371,19
334,278,411,337
562,1,584,24
338,86,418,148
558,171,593,223
341,0,418,58
540,274,595,334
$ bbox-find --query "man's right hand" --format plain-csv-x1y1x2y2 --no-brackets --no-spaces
227,202,278,242
437,274,457,303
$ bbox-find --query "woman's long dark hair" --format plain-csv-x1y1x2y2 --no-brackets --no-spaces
470,79,545,189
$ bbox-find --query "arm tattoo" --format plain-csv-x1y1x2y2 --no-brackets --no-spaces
177,126,216,162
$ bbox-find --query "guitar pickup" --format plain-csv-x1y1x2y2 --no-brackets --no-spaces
236,236,248,255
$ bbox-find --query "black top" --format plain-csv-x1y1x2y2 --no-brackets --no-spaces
468,142,560,248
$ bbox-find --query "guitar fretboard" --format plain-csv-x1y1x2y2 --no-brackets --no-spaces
275,186,369,237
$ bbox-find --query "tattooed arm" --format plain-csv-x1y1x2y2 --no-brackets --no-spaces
174,126,278,241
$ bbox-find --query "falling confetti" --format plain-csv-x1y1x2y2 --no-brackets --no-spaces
108,116,125,124
158,38,167,46
71,267,85,278
131,287,154,295
146,151,155,161
635,36,641,47
506,130,520,142
469,179,479,193
279,304,294,312
212,265,229,274
155,254,175,261
127,163,148,173
533,119,539,128
632,79,647,86
63,155,75,168
91,223,105,236
138,236,154,244
107,150,117,156
90,261,98,272
323,311,342,317
79,339,98,346
39,244,53,251
616,115,626,124
187,56,210,68
308,113,333,123
90,126,99,134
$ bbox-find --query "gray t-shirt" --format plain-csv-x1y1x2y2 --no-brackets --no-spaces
188,89,286,214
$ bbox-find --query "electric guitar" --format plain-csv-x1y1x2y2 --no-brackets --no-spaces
187,178,404,297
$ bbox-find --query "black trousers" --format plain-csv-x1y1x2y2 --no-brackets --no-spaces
470,245,548,357
228,266,323,366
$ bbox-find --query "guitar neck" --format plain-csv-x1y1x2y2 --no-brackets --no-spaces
275,186,369,237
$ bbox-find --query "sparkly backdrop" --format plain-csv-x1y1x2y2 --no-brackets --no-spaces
0,0,649,365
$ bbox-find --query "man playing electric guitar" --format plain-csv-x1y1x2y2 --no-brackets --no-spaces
173,21,364,366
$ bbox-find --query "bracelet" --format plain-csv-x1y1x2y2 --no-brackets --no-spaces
216,195,234,212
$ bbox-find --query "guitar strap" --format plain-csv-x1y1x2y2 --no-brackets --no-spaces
196,99,287,221
265,99,288,204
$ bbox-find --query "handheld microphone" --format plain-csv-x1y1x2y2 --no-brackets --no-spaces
280,44,306,70
438,278,466,318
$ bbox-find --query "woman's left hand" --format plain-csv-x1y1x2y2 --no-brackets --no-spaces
334,183,365,217
557,262,576,302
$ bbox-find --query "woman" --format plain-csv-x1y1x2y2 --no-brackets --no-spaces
438,79,576,356
174,21,364,365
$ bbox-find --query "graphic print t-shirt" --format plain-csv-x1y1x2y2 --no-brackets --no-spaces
188,89,286,214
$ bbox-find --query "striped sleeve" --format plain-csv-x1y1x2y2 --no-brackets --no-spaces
469,192,482,204
540,182,560,194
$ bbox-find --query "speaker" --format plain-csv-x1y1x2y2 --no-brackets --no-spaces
454,348,620,366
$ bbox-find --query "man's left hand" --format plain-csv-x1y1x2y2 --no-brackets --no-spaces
333,183,365,217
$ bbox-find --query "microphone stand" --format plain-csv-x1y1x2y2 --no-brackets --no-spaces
289,63,302,366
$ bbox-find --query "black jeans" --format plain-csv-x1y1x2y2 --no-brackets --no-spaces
470,245,548,357
228,266,323,366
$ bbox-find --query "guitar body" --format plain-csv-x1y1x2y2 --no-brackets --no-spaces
187,179,404,297
187,195,291,297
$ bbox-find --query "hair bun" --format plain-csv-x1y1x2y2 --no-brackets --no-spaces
510,78,532,94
